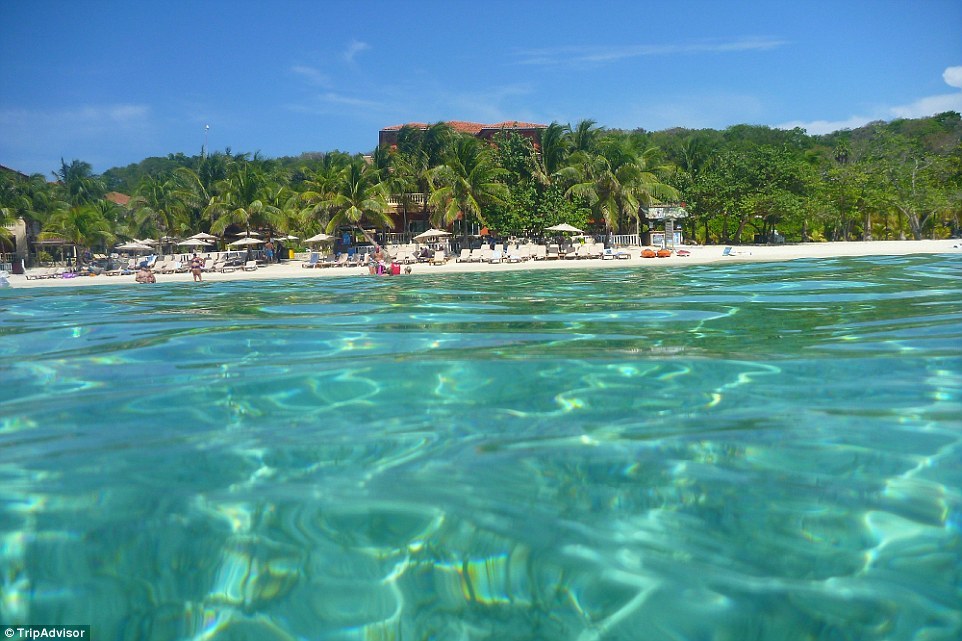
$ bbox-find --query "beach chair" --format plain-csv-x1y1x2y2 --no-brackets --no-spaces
505,246,525,263
430,249,447,265
25,268,49,280
302,252,320,268
722,246,733,256
243,260,257,271
456,248,471,263
545,244,560,260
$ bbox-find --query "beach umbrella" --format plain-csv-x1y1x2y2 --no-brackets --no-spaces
235,230,261,238
280,234,299,241
305,232,334,243
179,238,212,247
188,232,219,241
228,237,264,247
115,242,153,252
545,223,584,234
414,229,452,241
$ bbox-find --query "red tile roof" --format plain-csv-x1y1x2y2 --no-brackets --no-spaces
382,120,547,133
105,192,131,206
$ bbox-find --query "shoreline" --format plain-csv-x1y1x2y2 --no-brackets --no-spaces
5,239,960,289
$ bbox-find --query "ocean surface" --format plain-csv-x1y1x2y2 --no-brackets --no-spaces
1,254,961,641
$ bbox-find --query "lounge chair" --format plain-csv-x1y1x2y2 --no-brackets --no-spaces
243,260,257,271
722,246,733,256
25,268,54,280
505,246,525,263
302,252,320,268
456,248,471,263
429,249,447,265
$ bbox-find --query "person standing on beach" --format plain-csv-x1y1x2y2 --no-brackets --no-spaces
190,253,205,282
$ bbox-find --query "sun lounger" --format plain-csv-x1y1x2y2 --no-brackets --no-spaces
302,252,320,268
430,250,447,265
243,260,257,271
456,248,471,262
25,268,54,280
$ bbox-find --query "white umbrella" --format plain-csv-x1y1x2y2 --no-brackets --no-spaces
228,237,264,247
545,223,584,234
280,234,299,241
414,228,452,241
235,230,261,238
116,242,153,252
179,238,212,247
305,232,334,243
188,232,219,241
133,238,158,246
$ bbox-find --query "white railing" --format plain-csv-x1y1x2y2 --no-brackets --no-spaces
609,234,640,247
387,193,428,206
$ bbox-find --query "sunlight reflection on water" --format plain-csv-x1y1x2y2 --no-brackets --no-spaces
1,254,961,640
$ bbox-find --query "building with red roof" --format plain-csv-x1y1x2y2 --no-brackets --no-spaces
379,120,548,149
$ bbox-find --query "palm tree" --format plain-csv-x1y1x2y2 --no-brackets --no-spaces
40,203,115,258
559,137,678,234
568,119,603,154
323,156,392,246
326,156,393,234
129,174,190,240
54,159,106,205
205,163,281,236
298,152,352,234
532,122,570,186
428,136,508,246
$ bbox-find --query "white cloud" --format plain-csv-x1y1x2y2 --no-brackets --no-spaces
0,104,151,139
889,92,962,119
290,65,330,87
777,116,881,136
286,91,385,116
0,103,153,174
943,66,962,89
343,40,370,63
778,65,962,135
516,37,787,66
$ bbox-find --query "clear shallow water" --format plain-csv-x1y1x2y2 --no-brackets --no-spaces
1,254,961,641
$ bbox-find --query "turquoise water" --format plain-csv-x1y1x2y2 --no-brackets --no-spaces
2,254,961,641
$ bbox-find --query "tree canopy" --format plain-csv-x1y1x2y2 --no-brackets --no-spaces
3,112,961,260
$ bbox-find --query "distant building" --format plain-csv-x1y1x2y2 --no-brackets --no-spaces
1,165,31,267
643,204,689,247
379,120,548,149
105,192,131,207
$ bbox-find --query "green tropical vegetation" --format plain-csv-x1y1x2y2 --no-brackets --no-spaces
2,112,961,264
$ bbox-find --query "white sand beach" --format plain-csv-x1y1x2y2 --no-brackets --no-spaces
5,239,960,289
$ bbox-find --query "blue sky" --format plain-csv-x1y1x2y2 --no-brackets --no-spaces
2,0,961,176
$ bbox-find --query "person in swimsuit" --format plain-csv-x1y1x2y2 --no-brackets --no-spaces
190,253,205,282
